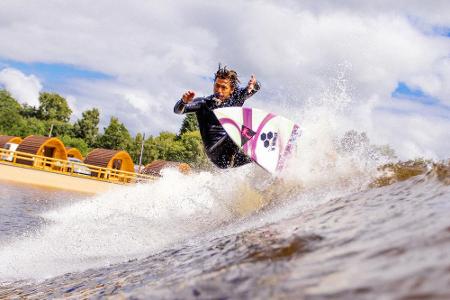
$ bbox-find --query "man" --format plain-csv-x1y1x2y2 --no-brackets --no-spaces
174,65,261,168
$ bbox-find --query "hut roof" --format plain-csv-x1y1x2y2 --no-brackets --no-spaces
84,149,134,173
66,147,83,160
17,135,53,154
0,136,22,148
141,160,191,176
84,149,121,167
15,135,67,166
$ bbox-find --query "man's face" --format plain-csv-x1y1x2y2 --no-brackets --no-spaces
213,78,234,101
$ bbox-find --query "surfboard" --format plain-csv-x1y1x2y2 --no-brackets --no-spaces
214,107,300,174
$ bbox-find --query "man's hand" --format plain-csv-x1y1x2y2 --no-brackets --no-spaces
247,75,257,93
182,90,195,103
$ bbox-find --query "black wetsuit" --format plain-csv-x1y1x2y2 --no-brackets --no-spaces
174,83,261,168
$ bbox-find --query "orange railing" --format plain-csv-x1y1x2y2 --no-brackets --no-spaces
0,148,156,184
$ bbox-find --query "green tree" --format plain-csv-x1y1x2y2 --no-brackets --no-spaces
127,132,145,164
97,117,132,150
47,120,74,137
140,130,209,168
73,108,100,147
0,90,25,135
37,92,72,122
20,104,38,118
370,144,397,160
142,135,157,164
159,132,186,161
143,132,185,162
60,135,89,157
179,113,199,136
179,131,209,167
339,130,370,152
16,117,48,137
339,130,396,160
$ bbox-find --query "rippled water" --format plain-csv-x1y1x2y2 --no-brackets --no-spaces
0,182,83,243
0,162,449,299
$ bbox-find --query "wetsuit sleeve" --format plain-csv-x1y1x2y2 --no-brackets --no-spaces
233,81,261,106
173,98,204,114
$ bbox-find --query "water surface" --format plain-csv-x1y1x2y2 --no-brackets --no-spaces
0,164,449,299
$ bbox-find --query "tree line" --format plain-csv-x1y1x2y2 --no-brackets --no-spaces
0,89,209,168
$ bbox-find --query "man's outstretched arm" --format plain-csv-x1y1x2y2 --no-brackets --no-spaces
174,90,203,114
234,75,261,105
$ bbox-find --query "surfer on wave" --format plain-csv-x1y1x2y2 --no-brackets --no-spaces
174,64,261,168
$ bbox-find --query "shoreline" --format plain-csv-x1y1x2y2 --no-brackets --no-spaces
0,162,133,194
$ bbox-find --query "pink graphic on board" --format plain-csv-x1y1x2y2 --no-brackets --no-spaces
276,124,300,172
217,107,300,174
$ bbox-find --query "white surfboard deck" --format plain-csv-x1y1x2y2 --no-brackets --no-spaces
214,107,300,174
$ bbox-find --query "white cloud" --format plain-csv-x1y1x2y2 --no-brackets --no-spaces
65,95,79,121
0,0,449,159
0,68,42,106
371,108,450,160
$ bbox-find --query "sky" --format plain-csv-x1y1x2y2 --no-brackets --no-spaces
0,0,449,159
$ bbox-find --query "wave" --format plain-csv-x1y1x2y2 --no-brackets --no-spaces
0,73,447,283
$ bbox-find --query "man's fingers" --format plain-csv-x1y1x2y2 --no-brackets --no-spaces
182,90,195,103
247,75,256,93
248,75,256,85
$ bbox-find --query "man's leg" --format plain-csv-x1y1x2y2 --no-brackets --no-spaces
230,151,252,168
207,141,234,169
207,137,252,169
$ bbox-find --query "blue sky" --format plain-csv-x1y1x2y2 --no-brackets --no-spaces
392,82,438,105
390,22,450,112
0,59,111,91
434,26,450,37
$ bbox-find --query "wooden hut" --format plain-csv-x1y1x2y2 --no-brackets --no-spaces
84,149,134,180
0,135,23,148
141,160,191,177
66,147,83,160
16,135,67,168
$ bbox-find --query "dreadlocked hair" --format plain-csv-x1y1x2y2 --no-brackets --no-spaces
214,63,240,90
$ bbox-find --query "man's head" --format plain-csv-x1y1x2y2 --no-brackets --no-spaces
213,64,240,101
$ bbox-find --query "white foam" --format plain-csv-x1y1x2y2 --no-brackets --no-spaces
279,70,384,190
0,168,263,280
